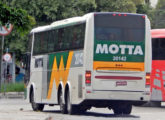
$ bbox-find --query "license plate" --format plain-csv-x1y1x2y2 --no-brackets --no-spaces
116,81,127,86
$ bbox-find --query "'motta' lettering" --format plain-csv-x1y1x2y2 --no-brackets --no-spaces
96,44,108,54
96,44,143,55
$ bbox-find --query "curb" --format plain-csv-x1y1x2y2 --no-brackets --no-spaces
0,92,24,99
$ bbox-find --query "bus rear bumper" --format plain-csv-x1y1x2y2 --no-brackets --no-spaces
84,90,150,101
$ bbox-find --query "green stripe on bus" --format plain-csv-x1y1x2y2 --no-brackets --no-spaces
49,52,69,70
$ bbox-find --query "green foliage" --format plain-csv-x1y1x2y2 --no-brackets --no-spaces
0,2,35,34
95,0,136,13
152,0,165,28
1,83,24,92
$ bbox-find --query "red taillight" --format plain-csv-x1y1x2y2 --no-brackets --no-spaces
142,15,145,19
146,73,151,85
85,71,91,85
118,14,121,16
113,14,116,16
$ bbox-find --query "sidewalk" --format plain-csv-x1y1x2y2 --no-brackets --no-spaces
0,92,24,99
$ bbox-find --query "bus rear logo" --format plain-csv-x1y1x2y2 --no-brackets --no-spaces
96,44,143,55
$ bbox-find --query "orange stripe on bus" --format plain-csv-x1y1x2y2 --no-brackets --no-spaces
93,61,144,71
47,51,73,99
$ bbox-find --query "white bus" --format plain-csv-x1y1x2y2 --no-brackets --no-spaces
23,12,152,115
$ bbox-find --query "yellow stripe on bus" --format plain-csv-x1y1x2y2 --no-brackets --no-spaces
93,61,144,71
47,51,73,99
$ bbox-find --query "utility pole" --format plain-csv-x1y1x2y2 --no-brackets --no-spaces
0,24,13,93
0,36,4,92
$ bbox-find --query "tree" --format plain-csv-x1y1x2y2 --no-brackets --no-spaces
0,2,35,34
152,0,165,28
0,1,35,61
95,0,137,13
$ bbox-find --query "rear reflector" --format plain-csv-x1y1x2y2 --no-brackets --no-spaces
85,71,91,85
146,73,151,85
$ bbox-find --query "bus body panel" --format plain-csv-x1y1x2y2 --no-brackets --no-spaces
151,29,165,102
88,13,151,96
30,55,45,103
151,60,165,101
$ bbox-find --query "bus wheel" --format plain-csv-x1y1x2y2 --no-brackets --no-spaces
113,106,123,115
59,90,67,114
30,90,44,111
122,104,132,115
66,91,78,115
113,103,132,115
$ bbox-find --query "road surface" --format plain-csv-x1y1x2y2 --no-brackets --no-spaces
0,98,165,120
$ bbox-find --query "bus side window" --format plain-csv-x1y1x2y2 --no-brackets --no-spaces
77,24,84,48
63,27,71,50
159,39,165,60
44,32,48,53
160,39,165,48
48,30,55,53
53,29,58,52
72,30,78,48
57,29,64,50
33,33,40,55
152,38,159,60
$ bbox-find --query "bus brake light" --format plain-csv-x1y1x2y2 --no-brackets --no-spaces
142,15,145,19
145,73,150,85
85,71,91,85
113,14,116,16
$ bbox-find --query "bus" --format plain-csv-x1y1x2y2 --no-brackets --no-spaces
23,12,152,115
150,29,165,106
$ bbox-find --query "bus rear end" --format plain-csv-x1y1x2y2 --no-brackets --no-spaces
83,13,151,114
151,29,165,103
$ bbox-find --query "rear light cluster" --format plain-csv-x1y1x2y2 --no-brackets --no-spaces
112,13,145,19
85,71,91,85
113,13,127,16
145,73,151,85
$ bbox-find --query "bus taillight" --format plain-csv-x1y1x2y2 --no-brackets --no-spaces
118,14,121,16
142,15,145,19
113,14,116,16
145,73,151,85
85,71,91,85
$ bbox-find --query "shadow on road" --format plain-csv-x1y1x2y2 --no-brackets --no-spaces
82,111,139,118
43,110,140,119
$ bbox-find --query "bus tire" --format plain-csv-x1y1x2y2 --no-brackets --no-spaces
113,103,132,115
113,106,123,115
66,91,78,115
122,104,132,114
30,90,44,111
59,90,67,114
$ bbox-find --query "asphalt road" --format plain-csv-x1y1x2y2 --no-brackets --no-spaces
0,98,165,120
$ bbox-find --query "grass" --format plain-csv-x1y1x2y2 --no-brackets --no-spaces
1,83,24,92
